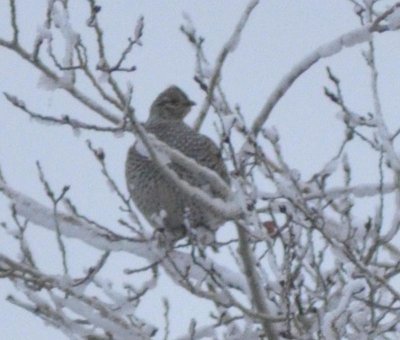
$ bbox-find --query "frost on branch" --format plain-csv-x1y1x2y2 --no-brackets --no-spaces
2,0,400,339
51,1,79,86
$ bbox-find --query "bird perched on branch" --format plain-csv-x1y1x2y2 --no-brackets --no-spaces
125,85,229,243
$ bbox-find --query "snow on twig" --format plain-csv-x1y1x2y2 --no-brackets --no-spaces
322,279,366,339
0,254,155,339
0,181,248,293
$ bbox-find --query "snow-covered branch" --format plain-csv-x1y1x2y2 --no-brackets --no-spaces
251,2,400,135
2,1,400,339
0,180,248,293
0,254,156,339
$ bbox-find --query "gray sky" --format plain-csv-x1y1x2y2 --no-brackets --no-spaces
1,1,399,339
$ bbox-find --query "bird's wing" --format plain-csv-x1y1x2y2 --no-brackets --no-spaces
145,121,229,185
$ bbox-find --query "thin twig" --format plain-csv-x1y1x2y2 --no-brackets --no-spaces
193,0,259,131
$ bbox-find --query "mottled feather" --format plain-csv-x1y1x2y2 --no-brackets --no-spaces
126,86,229,241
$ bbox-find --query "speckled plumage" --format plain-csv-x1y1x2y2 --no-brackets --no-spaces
125,86,229,241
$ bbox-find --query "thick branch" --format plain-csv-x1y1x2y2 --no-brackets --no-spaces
237,222,277,339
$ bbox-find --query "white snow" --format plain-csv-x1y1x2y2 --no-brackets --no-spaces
289,168,301,181
221,114,236,132
336,110,376,127
150,209,167,227
341,27,371,47
37,74,62,91
263,126,279,143
321,158,339,177
51,2,79,86
36,25,52,41
134,140,150,158
1,181,247,294
317,27,371,59
134,137,172,166
322,279,366,339
240,140,256,155
317,39,342,58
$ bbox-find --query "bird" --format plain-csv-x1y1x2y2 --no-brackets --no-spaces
125,85,230,243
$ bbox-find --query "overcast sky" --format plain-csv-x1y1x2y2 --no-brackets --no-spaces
1,1,400,339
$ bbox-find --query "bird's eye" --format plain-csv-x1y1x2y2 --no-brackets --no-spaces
168,99,179,105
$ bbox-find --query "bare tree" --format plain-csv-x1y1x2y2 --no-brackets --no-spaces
1,0,400,339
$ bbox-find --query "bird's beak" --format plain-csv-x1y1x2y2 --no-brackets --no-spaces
187,100,196,107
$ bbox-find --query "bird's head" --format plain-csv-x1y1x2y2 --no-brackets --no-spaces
148,86,196,122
